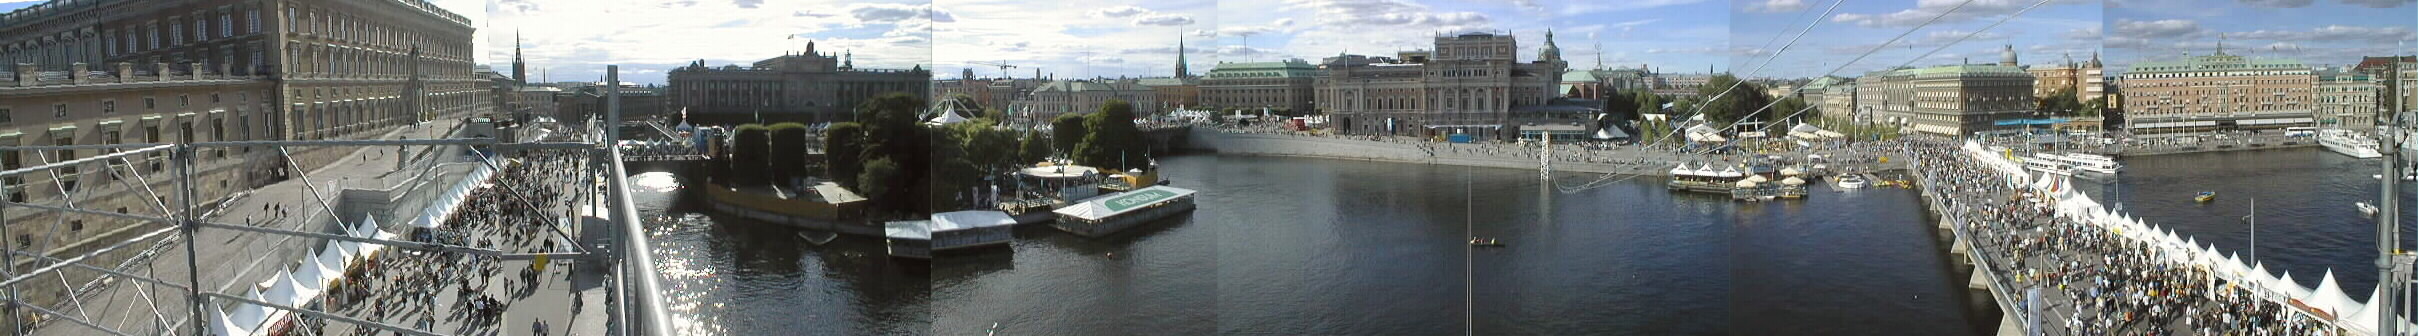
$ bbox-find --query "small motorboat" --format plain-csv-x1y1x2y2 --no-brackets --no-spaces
1837,175,1869,189
2195,191,2217,203
2359,202,2380,216
1468,237,1506,247
798,231,839,246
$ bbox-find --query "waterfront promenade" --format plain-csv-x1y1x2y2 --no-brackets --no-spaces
1909,140,2376,335
1187,125,1909,176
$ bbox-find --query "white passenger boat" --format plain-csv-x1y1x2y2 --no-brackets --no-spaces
2359,202,2380,216
2028,153,2120,178
2320,129,2384,159
1836,175,1869,189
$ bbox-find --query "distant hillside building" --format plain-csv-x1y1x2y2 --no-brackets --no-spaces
667,42,929,123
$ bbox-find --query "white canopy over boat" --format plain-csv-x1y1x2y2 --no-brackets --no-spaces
1780,176,1806,186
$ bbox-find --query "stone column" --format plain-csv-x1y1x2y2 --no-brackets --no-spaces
155,63,171,81
69,63,87,84
116,62,133,83
189,63,205,80
14,63,32,86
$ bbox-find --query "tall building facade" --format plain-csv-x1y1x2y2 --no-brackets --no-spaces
2119,51,2314,134
1021,78,1162,119
667,42,929,124
2315,68,2379,130
0,0,478,320
1200,59,1316,114
1314,31,1567,139
1859,64,2035,135
2026,50,2105,104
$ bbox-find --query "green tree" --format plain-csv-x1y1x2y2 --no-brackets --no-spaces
1600,90,1638,122
1695,74,1774,125
1016,131,1051,166
1050,113,1089,158
855,158,906,214
1772,96,1812,124
2036,88,2083,116
767,122,810,184
847,93,934,217
1075,100,1149,170
729,124,770,185
2082,96,2107,117
822,122,867,189
1634,91,1665,117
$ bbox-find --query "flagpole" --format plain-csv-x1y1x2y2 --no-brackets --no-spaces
2249,197,2255,264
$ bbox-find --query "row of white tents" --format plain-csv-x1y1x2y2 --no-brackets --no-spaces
208,216,403,336
1961,141,2414,335
410,164,494,229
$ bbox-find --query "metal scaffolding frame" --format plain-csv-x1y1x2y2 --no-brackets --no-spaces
0,65,674,336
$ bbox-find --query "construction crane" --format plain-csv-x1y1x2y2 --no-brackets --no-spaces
969,60,1019,79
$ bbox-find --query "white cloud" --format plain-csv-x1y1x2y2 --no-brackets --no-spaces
1133,14,1195,26
489,0,934,84
1745,0,1811,13
2110,19,2204,39
1831,0,2089,28
1092,6,1151,18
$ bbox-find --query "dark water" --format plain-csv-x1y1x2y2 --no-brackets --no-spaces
930,155,1978,335
631,172,933,335
2075,147,2418,301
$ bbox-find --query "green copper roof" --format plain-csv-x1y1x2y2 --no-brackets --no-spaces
1206,60,1319,79
2128,53,2307,73
1907,64,2028,77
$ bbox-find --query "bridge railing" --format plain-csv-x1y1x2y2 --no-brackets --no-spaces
1905,153,2034,331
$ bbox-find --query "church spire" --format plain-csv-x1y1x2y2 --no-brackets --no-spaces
511,30,527,86
1176,31,1191,78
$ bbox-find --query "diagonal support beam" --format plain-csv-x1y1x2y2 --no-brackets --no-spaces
0,144,173,179
11,300,134,336
4,251,191,292
0,225,180,290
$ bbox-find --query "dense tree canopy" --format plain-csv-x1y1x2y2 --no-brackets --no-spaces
1694,74,1775,126
1050,113,1089,159
728,124,770,185
1074,100,1151,171
821,122,866,189
766,122,810,183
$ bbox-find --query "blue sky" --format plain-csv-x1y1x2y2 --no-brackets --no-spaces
2106,0,2416,75
1731,0,2103,79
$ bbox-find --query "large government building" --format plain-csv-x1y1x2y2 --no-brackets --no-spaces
1314,31,1568,140
2119,49,2314,134
667,42,929,124
1854,48,2036,136
0,0,482,322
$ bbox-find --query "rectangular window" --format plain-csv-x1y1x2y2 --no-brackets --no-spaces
195,17,207,41
143,97,155,109
171,20,183,45
52,104,67,118
102,100,114,114
179,95,189,107
0,108,10,124
221,13,232,38
248,9,260,34
211,93,221,103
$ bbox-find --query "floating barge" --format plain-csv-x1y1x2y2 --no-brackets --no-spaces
1051,185,1199,237
884,210,1019,259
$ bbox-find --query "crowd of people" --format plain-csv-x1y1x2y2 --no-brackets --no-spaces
1907,140,2330,335
303,123,597,336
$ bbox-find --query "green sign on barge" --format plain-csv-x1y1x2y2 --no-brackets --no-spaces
1051,185,1200,237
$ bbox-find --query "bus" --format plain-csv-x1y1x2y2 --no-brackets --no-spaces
2285,127,2316,138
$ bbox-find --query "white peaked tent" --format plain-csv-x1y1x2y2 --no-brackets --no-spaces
2275,271,2314,300
2348,287,2418,335
2307,270,2357,318
208,303,249,336
229,288,268,331
2224,253,2247,282
325,240,355,262
261,270,301,307
316,245,348,276
2248,263,2276,296
926,108,971,125
293,258,328,293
